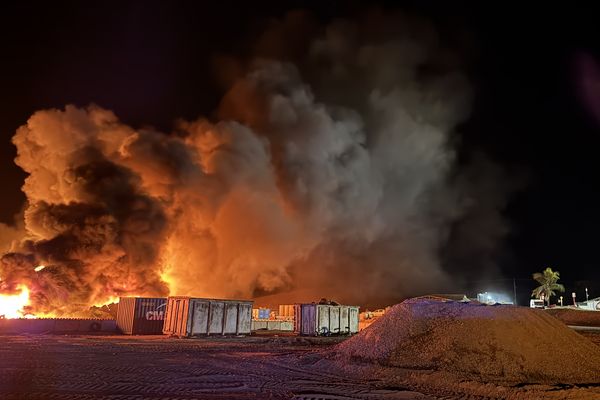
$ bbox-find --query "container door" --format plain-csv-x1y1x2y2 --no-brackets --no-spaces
284,305,288,316
190,300,209,335
163,298,173,334
293,304,302,333
301,304,316,335
116,297,135,334
317,305,330,335
349,307,359,333
238,303,252,334
223,303,239,334
208,301,225,334
340,306,349,334
133,298,167,335
170,299,181,335
163,298,171,334
171,298,189,336
329,306,340,334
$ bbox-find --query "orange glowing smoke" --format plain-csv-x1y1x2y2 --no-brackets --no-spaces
0,12,488,315
0,285,31,319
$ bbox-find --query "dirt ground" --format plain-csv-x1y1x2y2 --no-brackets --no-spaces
0,333,599,400
544,308,600,327
581,331,600,346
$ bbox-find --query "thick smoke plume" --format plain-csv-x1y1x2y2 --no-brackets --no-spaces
0,11,510,314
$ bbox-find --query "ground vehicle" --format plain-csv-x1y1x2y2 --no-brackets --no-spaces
530,299,545,309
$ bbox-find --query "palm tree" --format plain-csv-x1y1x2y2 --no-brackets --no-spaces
531,267,565,306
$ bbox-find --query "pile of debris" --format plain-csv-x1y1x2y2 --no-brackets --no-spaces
335,299,600,384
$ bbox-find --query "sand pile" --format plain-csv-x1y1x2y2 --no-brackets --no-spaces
335,299,600,384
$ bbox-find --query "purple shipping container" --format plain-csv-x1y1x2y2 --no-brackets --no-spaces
116,297,167,335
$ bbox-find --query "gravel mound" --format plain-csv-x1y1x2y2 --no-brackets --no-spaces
335,299,600,384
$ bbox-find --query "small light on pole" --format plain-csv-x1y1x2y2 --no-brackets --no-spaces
572,292,577,307
585,287,589,302
559,296,563,307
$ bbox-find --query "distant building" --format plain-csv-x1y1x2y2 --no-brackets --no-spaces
477,292,514,305
577,297,600,311
415,294,469,302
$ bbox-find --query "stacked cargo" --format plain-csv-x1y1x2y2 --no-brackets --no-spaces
116,297,167,335
278,304,295,319
251,319,294,331
163,297,253,337
251,306,294,331
295,303,359,336
252,308,271,319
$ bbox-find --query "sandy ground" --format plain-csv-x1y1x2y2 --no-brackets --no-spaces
0,333,599,400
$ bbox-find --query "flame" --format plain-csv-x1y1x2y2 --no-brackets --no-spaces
0,285,31,319
93,296,120,308
160,267,176,295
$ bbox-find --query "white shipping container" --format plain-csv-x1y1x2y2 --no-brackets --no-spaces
280,320,294,331
251,320,267,330
296,304,359,336
163,296,253,337
251,320,294,331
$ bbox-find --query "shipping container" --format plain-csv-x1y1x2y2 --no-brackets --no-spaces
116,297,167,335
163,297,253,337
295,304,359,336
252,308,272,319
278,304,295,319
251,320,294,331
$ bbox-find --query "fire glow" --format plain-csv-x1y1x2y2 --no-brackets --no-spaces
0,285,31,319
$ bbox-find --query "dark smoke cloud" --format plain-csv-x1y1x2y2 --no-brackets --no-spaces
0,10,518,314
1,106,169,315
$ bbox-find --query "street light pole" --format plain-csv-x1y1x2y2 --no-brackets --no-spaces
586,287,589,302
513,278,517,306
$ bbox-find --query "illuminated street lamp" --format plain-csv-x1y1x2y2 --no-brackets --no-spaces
559,296,563,307
585,287,589,302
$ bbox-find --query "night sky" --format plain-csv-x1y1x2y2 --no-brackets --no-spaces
2,1,599,301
